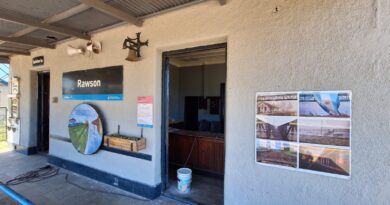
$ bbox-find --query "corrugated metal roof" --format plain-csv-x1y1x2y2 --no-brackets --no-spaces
53,8,121,33
0,20,27,36
105,0,195,17
25,29,69,42
0,0,80,19
0,0,204,56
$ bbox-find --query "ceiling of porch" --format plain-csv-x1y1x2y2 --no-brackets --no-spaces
0,0,226,63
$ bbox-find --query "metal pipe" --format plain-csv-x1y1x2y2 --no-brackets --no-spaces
0,183,34,205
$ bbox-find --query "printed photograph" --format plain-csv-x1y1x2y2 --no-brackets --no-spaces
299,91,351,118
256,140,297,168
299,145,350,176
299,118,350,146
256,116,297,142
257,93,298,116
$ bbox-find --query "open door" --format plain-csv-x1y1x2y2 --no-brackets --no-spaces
161,43,227,204
37,72,50,152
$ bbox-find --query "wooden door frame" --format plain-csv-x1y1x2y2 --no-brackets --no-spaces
161,43,227,191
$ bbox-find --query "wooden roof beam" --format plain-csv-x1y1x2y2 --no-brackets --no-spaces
0,48,30,56
0,56,10,63
218,0,227,5
0,36,55,49
0,7,90,40
80,0,143,27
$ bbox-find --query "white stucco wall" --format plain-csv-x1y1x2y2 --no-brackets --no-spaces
10,0,390,204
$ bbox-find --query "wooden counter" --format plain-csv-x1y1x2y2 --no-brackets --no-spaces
169,129,224,175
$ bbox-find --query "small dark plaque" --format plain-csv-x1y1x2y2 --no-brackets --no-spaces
32,56,44,67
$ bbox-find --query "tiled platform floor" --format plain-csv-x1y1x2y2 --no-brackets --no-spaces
0,151,182,205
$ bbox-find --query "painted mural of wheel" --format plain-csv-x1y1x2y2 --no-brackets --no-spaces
68,104,103,155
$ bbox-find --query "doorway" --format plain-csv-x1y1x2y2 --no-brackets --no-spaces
162,43,227,204
37,72,50,152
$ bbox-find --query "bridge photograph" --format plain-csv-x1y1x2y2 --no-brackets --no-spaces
256,119,297,142
299,145,350,176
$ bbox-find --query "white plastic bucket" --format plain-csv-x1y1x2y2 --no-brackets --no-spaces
177,168,192,193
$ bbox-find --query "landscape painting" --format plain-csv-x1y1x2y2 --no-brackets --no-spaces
256,117,297,142
299,145,350,176
299,118,350,146
256,139,297,168
299,91,351,118
257,93,298,116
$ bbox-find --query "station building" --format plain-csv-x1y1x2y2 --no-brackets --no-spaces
1,0,389,204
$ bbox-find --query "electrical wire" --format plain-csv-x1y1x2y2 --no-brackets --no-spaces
5,165,59,186
4,165,149,202
183,137,197,167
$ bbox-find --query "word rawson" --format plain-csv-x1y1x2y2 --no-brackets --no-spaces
77,80,101,88
63,66,123,100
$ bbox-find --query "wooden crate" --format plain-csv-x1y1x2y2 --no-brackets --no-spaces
104,135,146,152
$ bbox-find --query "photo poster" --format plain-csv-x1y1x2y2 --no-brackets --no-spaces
137,96,153,128
255,91,352,178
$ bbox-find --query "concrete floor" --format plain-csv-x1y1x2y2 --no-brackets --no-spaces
0,141,12,153
0,151,182,205
165,170,224,205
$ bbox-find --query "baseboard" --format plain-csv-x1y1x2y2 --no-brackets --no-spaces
48,155,161,199
14,145,37,155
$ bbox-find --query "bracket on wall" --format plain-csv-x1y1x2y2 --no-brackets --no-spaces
122,32,149,62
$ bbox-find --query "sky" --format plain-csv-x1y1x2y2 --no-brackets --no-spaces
0,64,9,83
